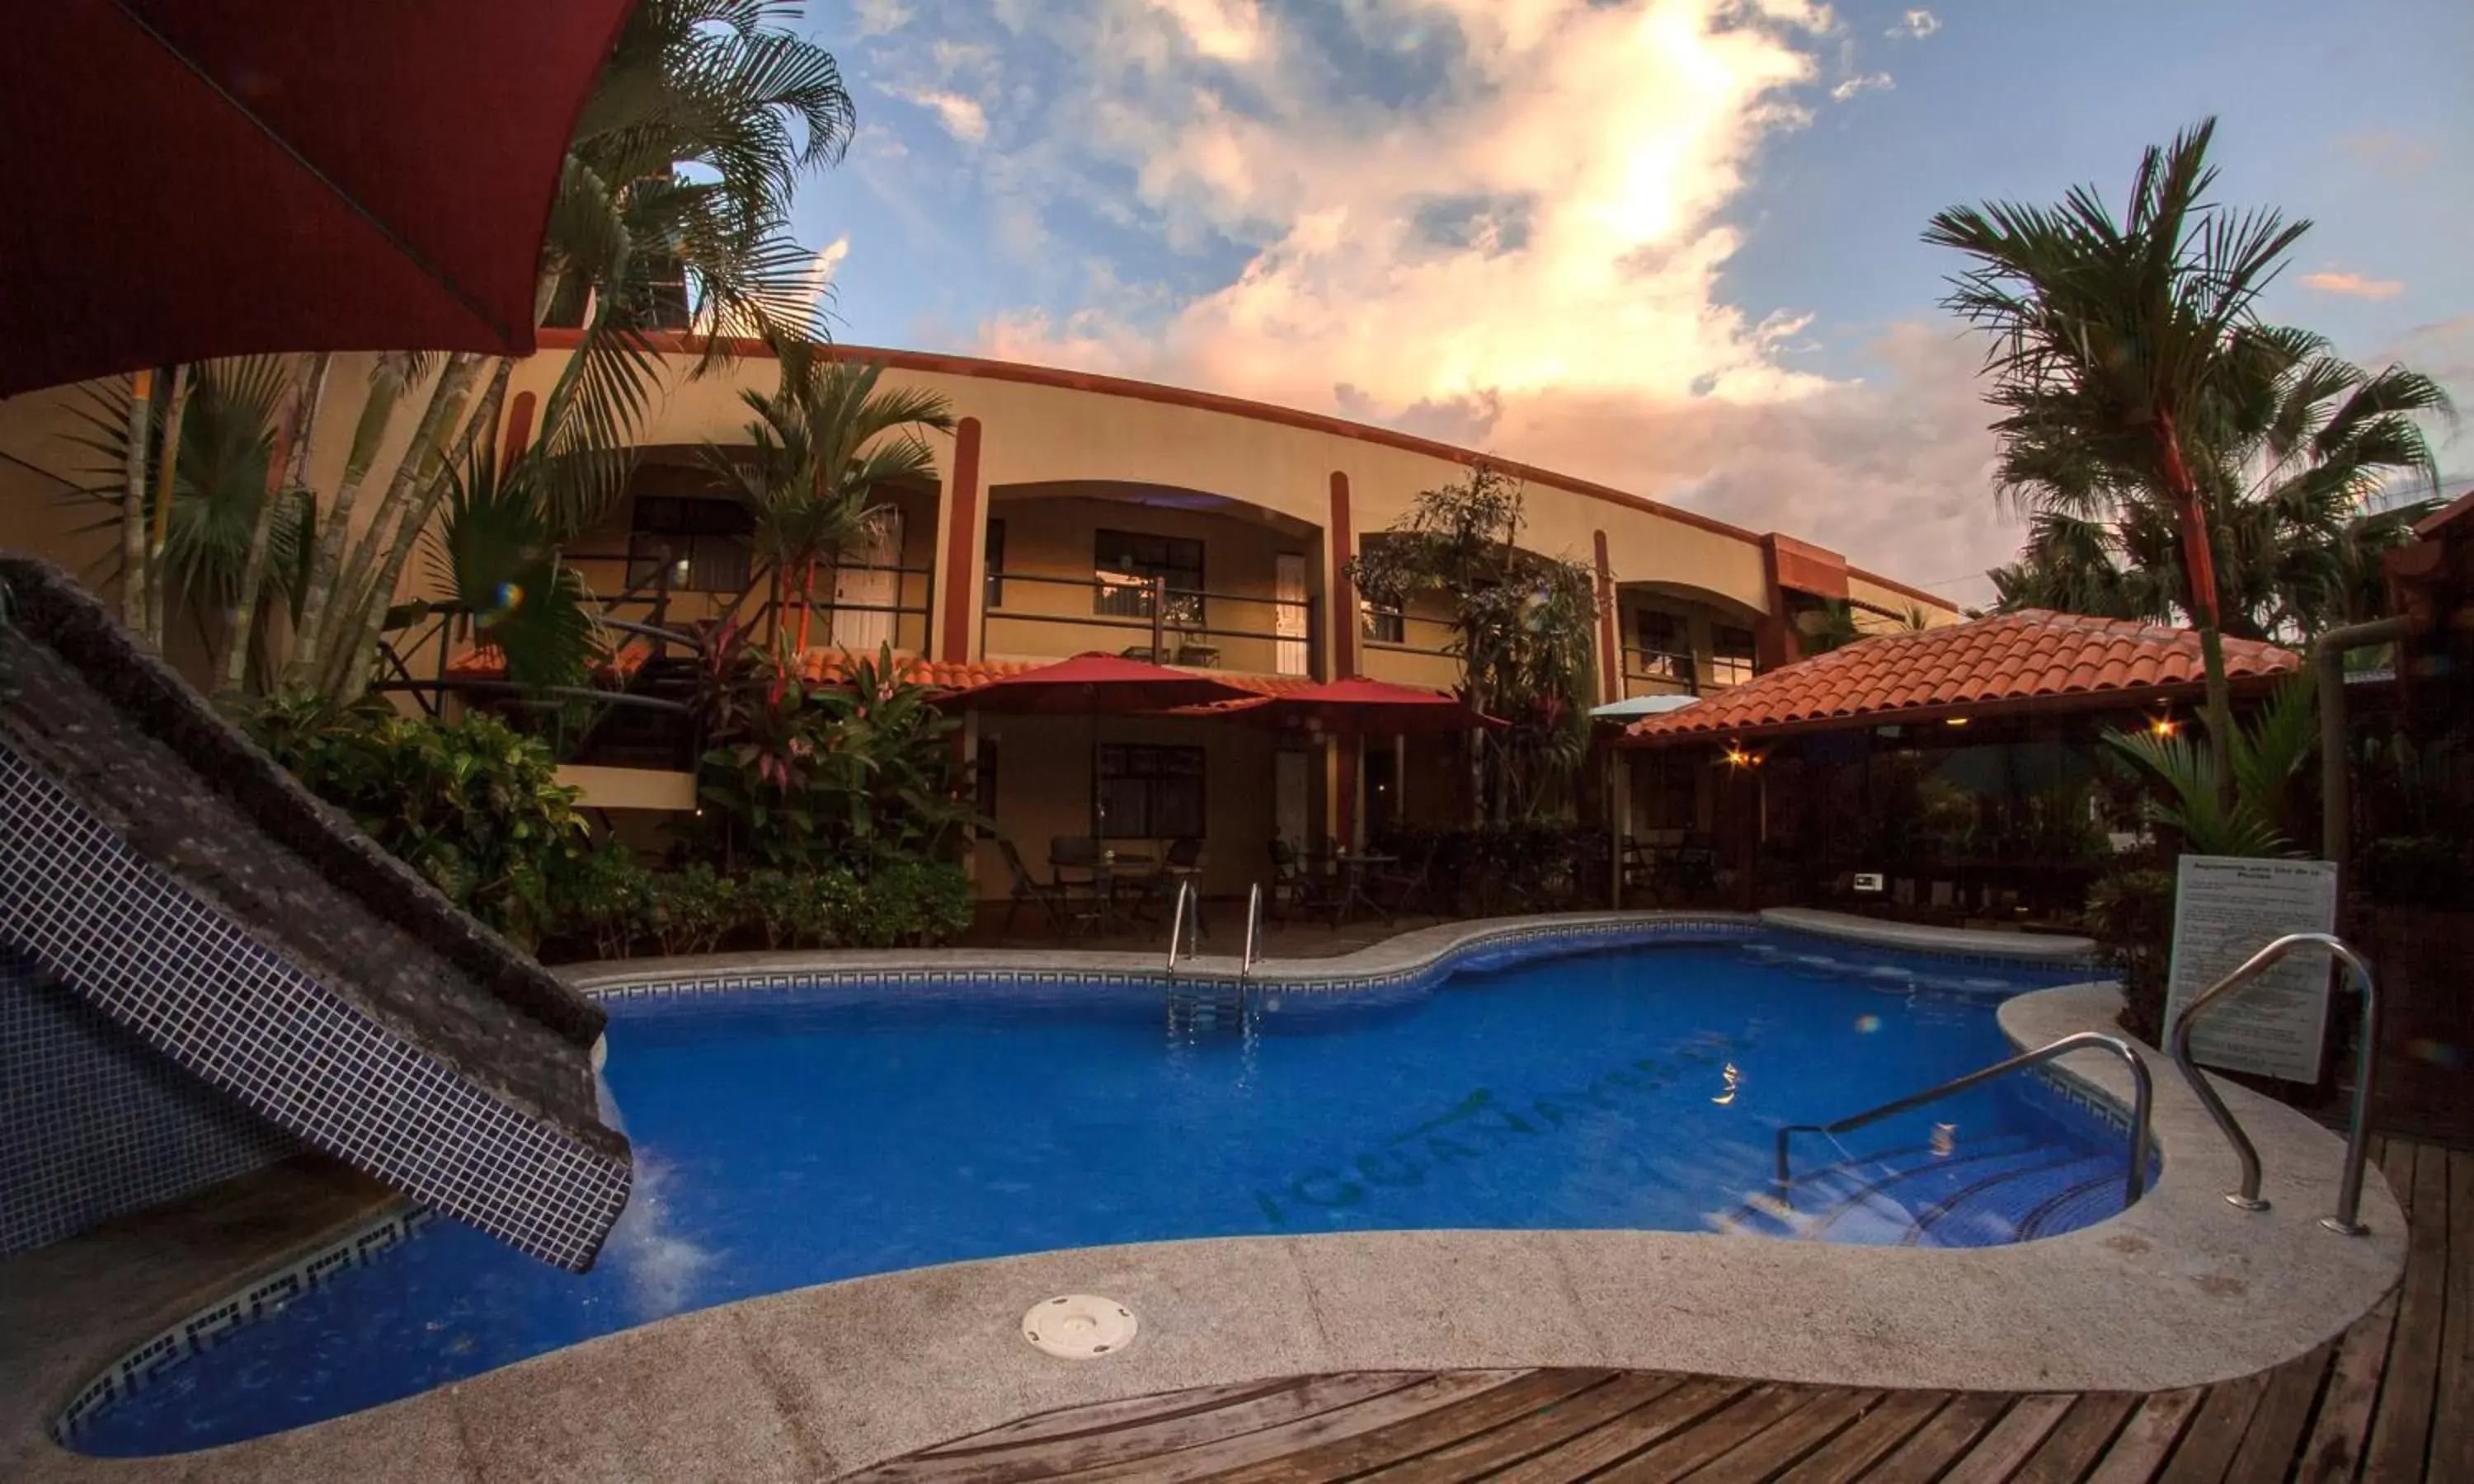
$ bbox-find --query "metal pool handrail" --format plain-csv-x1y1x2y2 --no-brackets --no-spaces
2170,932,2380,1234
1164,881,1197,974
1774,1032,2154,1207
1241,883,1264,978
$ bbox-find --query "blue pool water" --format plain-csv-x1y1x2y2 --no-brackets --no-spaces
77,932,2123,1455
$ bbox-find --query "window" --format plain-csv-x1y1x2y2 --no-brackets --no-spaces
1711,623,1758,687
983,519,1007,608
1094,744,1205,838
1630,610,1694,687
1360,597,1405,644
1094,529,1204,626
627,495,752,593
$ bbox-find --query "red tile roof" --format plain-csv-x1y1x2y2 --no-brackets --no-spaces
800,652,1320,696
1621,609,2300,745
445,643,1326,697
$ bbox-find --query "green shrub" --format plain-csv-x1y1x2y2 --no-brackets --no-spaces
861,861,974,946
650,864,741,956
2086,862,2175,1043
739,868,803,949
248,693,586,950
558,843,653,960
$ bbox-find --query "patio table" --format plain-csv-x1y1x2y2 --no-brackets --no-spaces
1322,851,1398,928
1052,848,1155,935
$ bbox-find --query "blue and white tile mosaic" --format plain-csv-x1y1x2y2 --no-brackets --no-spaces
1,951,295,1256
49,1205,437,1444
0,742,629,1271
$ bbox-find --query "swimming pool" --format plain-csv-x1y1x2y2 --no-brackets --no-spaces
71,928,2128,1455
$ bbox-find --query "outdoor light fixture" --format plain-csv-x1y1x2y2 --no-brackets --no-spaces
2151,716,2179,737
1944,716,1970,727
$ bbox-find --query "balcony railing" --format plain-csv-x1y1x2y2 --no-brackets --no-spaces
981,570,1319,676
572,550,937,658
1619,645,1756,698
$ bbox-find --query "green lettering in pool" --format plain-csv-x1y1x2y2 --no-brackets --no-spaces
1355,1150,1426,1187
1291,1168,1364,1207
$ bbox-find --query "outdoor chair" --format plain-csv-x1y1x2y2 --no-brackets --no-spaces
1267,838,1343,926
996,839,1070,937
1367,836,1442,923
1117,837,1204,924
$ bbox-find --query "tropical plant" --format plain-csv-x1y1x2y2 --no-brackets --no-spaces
1347,466,1602,823
63,357,311,671
249,697,591,948
681,641,982,873
2101,671,2319,857
418,445,603,693
700,342,955,653
1927,118,2312,789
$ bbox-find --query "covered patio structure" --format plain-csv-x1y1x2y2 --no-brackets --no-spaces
1616,609,2301,928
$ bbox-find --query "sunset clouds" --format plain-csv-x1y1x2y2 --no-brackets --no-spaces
817,0,2470,597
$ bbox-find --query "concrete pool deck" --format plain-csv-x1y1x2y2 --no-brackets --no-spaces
0,910,2405,1481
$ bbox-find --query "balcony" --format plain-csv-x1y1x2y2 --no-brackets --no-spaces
981,570,1317,677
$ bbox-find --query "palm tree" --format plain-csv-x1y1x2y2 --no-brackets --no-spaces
1986,334,2449,641
261,0,855,703
701,342,955,656
1927,118,2309,787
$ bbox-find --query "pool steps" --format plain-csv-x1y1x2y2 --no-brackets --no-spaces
1724,1134,2128,1247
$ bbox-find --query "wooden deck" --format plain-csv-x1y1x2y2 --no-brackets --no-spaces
845,1137,2467,1483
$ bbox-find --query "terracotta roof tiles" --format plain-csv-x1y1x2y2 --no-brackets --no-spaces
1623,609,2299,746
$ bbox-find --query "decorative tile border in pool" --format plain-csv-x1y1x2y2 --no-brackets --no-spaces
0,742,628,1273
1754,925,2103,978
571,915,1766,1003
49,1204,436,1444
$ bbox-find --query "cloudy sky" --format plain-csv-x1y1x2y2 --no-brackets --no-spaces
784,0,2472,603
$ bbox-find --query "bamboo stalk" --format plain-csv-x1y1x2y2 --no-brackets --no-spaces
329,358,510,702
119,369,153,632
144,363,191,646
220,352,331,695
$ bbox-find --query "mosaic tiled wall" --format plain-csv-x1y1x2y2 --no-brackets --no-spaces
0,742,631,1271
1,950,295,1256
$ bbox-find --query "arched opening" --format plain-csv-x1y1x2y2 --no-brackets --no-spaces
981,479,1324,679
1611,580,1769,699
559,445,941,658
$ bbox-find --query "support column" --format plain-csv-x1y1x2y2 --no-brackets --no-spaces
935,416,985,665
1325,471,1357,682
1592,528,1620,706
1754,533,1798,673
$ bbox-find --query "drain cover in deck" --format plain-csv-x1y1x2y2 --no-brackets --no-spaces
1023,1295,1137,1359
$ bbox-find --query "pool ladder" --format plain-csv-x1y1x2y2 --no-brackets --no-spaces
1775,1032,2156,1208
2170,932,2380,1234
1164,881,1268,979
1164,881,1200,974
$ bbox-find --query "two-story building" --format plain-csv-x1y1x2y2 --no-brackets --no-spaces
0,336,1957,901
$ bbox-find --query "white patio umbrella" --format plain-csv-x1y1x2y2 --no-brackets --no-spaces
1589,694,1700,722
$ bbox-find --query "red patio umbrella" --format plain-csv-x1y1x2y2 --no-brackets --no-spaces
941,653,1255,846
1211,675,1506,735
0,0,637,396
938,652,1256,714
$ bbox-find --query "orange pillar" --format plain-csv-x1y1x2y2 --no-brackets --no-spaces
937,416,984,664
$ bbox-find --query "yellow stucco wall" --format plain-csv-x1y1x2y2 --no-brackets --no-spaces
971,711,1283,899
